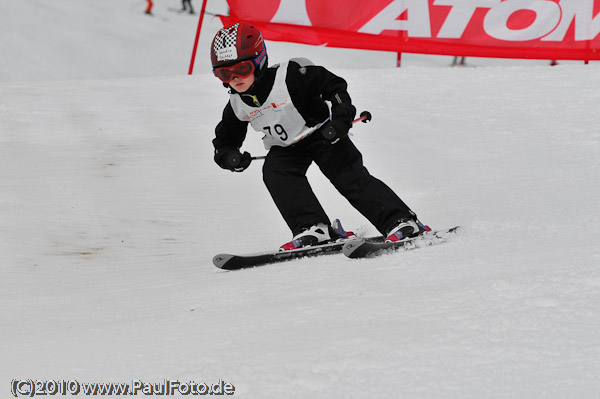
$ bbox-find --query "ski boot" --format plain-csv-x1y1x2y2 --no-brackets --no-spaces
279,219,356,251
331,218,356,241
385,218,431,243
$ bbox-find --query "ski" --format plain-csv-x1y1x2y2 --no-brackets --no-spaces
213,226,460,269
213,236,381,270
342,226,460,259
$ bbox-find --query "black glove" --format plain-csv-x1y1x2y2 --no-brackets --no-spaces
321,119,352,144
322,102,355,144
214,148,252,172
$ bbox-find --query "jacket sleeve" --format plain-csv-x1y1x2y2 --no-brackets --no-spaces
212,101,248,151
286,59,356,129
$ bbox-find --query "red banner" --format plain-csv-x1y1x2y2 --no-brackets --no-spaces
220,0,600,61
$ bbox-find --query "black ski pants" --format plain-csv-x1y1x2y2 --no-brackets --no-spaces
262,132,415,237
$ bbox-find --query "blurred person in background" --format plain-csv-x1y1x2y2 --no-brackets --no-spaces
182,0,194,14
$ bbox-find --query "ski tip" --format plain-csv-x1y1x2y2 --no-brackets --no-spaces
212,254,235,269
342,239,368,258
342,225,461,259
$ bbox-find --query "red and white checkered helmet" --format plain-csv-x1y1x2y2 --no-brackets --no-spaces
210,22,267,72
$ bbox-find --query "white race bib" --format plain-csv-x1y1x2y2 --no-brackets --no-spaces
229,61,327,149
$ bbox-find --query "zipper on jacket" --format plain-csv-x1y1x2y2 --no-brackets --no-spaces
242,94,261,107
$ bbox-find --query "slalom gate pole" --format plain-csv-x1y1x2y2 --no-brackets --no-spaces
250,111,372,162
188,0,209,75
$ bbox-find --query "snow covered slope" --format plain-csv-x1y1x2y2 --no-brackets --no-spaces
1,1,599,398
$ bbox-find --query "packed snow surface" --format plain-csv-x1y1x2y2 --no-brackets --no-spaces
1,1,599,398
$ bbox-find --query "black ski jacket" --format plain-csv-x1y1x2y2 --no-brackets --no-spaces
213,59,356,152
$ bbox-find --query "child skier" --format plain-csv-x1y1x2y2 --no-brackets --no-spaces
210,22,429,250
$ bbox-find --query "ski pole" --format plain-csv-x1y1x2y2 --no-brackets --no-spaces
354,110,373,124
322,110,373,140
246,111,372,162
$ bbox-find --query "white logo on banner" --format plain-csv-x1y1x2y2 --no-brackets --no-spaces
359,0,432,37
271,0,311,25
358,0,600,42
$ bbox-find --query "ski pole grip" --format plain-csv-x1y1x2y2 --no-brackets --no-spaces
322,125,337,140
226,152,241,168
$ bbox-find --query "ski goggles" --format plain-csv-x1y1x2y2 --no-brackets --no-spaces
213,60,255,83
